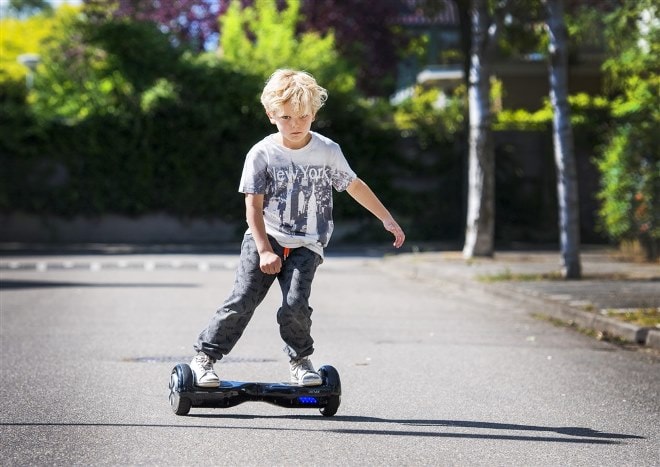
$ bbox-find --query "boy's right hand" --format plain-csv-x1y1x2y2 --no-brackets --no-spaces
259,251,282,275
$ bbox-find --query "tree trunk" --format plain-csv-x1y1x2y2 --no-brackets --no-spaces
463,0,495,258
545,0,582,278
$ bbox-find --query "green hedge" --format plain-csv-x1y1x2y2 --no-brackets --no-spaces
1,76,419,241
0,17,472,242
1,62,264,220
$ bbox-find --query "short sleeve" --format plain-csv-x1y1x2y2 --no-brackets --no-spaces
331,146,357,192
238,144,268,194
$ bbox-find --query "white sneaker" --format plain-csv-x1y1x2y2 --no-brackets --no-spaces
290,357,322,386
190,353,220,387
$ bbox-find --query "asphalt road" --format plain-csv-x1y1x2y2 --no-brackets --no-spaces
1,253,658,466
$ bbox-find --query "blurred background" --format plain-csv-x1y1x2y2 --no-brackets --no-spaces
0,0,657,259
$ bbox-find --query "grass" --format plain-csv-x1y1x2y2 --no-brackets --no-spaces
532,313,632,345
605,308,660,327
477,268,632,283
477,268,563,282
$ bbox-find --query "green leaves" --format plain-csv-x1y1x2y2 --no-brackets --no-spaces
595,0,659,256
0,2,399,224
219,0,354,93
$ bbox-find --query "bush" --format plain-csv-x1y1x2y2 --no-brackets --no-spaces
595,0,660,260
390,86,466,240
0,15,407,235
596,123,659,260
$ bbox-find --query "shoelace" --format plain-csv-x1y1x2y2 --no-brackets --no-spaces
195,354,214,371
292,359,313,375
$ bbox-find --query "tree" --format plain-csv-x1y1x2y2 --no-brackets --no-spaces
0,8,57,82
544,0,582,278
82,0,222,50
219,0,354,92
224,0,409,96
82,0,408,96
29,7,137,122
300,0,407,96
462,0,505,258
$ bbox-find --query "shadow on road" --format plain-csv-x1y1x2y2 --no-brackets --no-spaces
0,279,198,290
4,415,643,445
188,414,645,443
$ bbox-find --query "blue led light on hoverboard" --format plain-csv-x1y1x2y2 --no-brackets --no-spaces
297,396,318,404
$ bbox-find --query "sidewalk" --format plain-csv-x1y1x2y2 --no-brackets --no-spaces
382,248,660,351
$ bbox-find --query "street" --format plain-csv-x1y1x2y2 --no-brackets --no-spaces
1,252,658,466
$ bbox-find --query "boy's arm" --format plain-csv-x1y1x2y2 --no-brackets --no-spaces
245,193,282,275
346,178,405,248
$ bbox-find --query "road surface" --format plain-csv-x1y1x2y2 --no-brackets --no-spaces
1,253,658,465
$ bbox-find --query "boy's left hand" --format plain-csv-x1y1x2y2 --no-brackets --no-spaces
384,219,405,248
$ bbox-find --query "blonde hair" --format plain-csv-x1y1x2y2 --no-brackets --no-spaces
260,69,328,116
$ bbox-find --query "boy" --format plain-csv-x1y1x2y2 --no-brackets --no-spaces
191,69,405,387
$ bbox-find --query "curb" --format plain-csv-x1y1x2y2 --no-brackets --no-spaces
646,329,660,348
382,255,660,351
489,283,659,349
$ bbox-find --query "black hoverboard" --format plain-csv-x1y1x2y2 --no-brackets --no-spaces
169,363,341,417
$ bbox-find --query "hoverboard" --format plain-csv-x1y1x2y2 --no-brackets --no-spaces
169,363,341,416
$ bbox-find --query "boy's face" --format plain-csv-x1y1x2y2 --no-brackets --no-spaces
267,101,315,150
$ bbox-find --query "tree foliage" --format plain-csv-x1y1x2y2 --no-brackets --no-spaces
394,85,465,147
0,6,60,82
224,0,411,96
2,0,656,250
299,0,407,96
0,1,406,235
219,0,355,93
82,0,222,50
596,0,659,259
31,8,137,122
82,0,408,96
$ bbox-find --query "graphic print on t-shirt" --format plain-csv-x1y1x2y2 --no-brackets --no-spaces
264,161,351,245
239,132,357,250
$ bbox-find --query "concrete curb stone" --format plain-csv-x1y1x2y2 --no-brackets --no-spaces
646,329,660,348
484,282,655,345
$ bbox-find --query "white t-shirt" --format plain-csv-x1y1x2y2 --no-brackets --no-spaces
239,131,357,257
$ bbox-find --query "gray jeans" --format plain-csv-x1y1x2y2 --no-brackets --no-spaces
194,233,322,362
